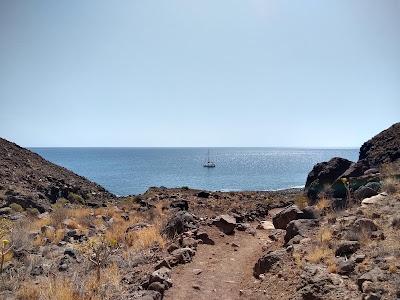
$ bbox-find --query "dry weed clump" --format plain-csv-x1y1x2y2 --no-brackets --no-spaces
125,226,166,250
315,197,331,211
306,226,334,265
382,177,398,195
294,195,309,210
306,246,334,264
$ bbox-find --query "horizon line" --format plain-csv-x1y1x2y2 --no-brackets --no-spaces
28,146,360,150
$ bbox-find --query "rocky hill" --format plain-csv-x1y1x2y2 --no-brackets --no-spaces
359,122,400,167
0,138,114,213
305,123,400,201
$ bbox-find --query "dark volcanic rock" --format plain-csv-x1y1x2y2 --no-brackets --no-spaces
197,191,210,198
272,205,304,229
335,241,360,257
305,157,353,201
354,186,378,200
212,214,236,235
253,249,287,277
284,219,319,244
359,122,400,167
0,138,114,211
170,199,189,211
162,211,198,238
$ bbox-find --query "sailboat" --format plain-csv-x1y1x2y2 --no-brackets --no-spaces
203,149,216,168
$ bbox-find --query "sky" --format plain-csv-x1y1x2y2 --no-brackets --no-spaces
0,0,399,148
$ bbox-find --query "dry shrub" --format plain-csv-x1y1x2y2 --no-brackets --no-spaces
68,208,93,228
317,227,333,243
0,218,12,240
44,228,65,244
306,246,334,263
380,161,400,177
388,264,397,274
83,263,121,298
315,197,331,211
327,257,338,273
294,195,309,210
125,226,165,250
11,220,32,253
30,217,50,231
292,251,303,268
16,284,40,300
50,206,70,228
382,177,398,195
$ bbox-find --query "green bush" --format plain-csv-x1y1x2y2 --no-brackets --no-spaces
27,207,40,216
67,192,85,204
9,203,24,212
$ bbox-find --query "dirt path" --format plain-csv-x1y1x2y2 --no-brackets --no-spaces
164,226,270,300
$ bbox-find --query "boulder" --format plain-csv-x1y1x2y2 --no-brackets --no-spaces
305,157,353,202
336,258,355,275
253,249,287,277
361,193,387,206
302,206,319,219
147,282,167,295
335,241,360,257
170,199,189,211
284,219,319,244
162,211,197,238
359,122,400,167
353,218,378,232
342,160,370,178
272,205,304,229
354,186,378,200
196,231,215,245
257,221,275,230
170,247,196,264
197,191,210,198
212,214,236,235
131,290,162,300
149,267,172,287
357,267,385,290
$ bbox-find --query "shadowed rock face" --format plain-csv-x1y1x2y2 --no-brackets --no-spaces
0,138,114,212
305,157,353,201
359,122,400,167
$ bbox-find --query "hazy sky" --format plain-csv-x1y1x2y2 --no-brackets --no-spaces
0,1,399,147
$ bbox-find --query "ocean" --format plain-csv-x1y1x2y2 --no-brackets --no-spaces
31,148,358,196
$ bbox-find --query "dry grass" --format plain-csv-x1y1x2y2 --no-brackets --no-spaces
315,197,331,211
382,177,399,195
317,227,333,243
50,206,70,228
125,226,166,250
306,246,334,263
292,251,303,268
294,195,309,210
327,257,338,273
0,218,12,240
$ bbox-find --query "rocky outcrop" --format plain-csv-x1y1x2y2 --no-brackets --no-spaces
359,122,400,167
305,157,353,201
0,138,114,212
305,123,400,202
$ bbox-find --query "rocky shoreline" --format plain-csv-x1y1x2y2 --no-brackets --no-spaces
0,123,398,300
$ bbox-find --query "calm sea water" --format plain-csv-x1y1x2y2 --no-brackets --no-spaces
31,148,358,196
